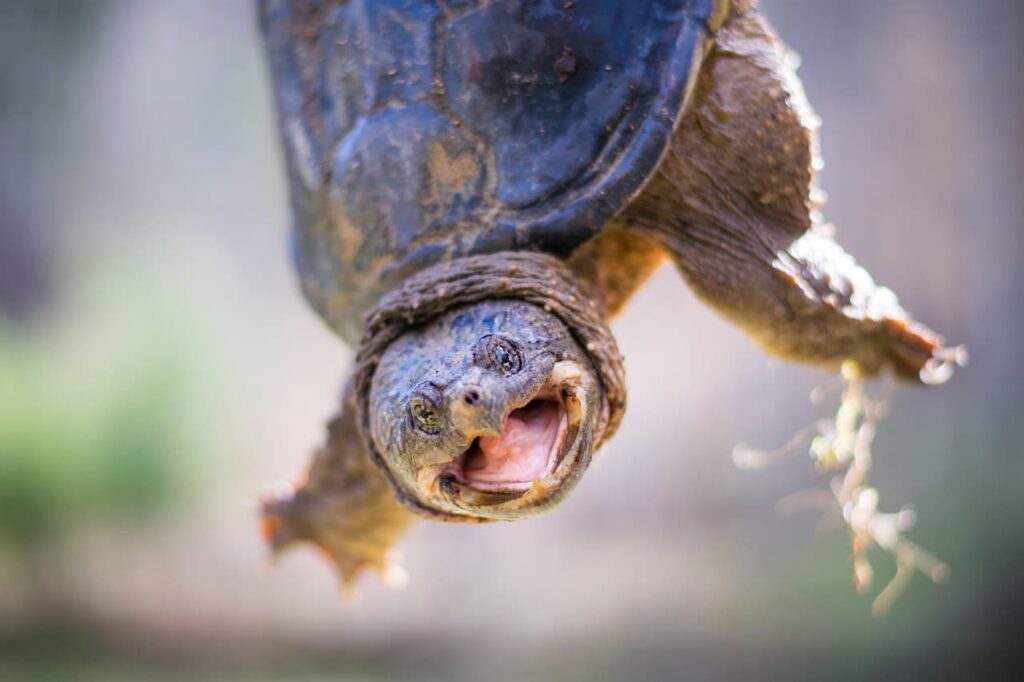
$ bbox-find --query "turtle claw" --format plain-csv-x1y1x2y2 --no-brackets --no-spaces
919,344,968,386
259,381,417,592
260,482,414,591
878,316,966,385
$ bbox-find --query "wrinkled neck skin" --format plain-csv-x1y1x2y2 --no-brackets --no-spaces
369,299,602,521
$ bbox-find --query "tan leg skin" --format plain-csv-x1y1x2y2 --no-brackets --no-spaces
567,219,668,319
625,0,962,383
261,380,416,590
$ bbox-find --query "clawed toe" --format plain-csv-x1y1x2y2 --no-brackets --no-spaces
881,318,966,385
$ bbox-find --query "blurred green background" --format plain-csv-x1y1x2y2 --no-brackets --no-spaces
1,0,1022,680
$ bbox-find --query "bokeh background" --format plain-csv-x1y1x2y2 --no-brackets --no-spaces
1,0,1022,679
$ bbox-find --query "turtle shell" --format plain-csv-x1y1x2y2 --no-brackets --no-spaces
261,0,724,342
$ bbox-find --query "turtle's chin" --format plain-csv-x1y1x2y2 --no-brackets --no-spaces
432,361,594,521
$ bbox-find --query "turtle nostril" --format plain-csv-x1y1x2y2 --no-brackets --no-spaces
463,389,481,406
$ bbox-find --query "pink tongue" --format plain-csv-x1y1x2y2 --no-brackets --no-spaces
467,402,561,484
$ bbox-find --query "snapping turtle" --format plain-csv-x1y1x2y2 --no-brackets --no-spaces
259,0,961,586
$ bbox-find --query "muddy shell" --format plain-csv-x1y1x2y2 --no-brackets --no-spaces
261,0,723,342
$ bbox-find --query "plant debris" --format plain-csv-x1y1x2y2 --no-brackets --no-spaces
733,361,949,614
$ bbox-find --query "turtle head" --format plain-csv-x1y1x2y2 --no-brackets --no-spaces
368,300,602,521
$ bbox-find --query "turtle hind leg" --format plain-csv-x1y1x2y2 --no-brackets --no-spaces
261,379,416,591
625,1,962,383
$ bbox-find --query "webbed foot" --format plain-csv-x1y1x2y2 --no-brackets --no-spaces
261,381,416,591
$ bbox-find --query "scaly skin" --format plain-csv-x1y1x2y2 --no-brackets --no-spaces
620,0,960,383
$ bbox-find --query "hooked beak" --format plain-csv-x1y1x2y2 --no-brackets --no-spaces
448,381,507,439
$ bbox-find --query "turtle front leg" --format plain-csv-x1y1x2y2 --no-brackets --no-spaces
627,0,961,383
261,379,416,591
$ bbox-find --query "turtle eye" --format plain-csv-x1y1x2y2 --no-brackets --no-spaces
409,394,442,434
476,335,522,375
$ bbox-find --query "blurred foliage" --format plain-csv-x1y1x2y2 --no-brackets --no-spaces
736,363,955,613
0,257,216,549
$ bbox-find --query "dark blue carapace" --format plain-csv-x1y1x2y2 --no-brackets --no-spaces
261,0,719,341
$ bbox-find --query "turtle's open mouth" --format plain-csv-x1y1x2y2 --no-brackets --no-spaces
440,361,586,500
461,395,567,491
